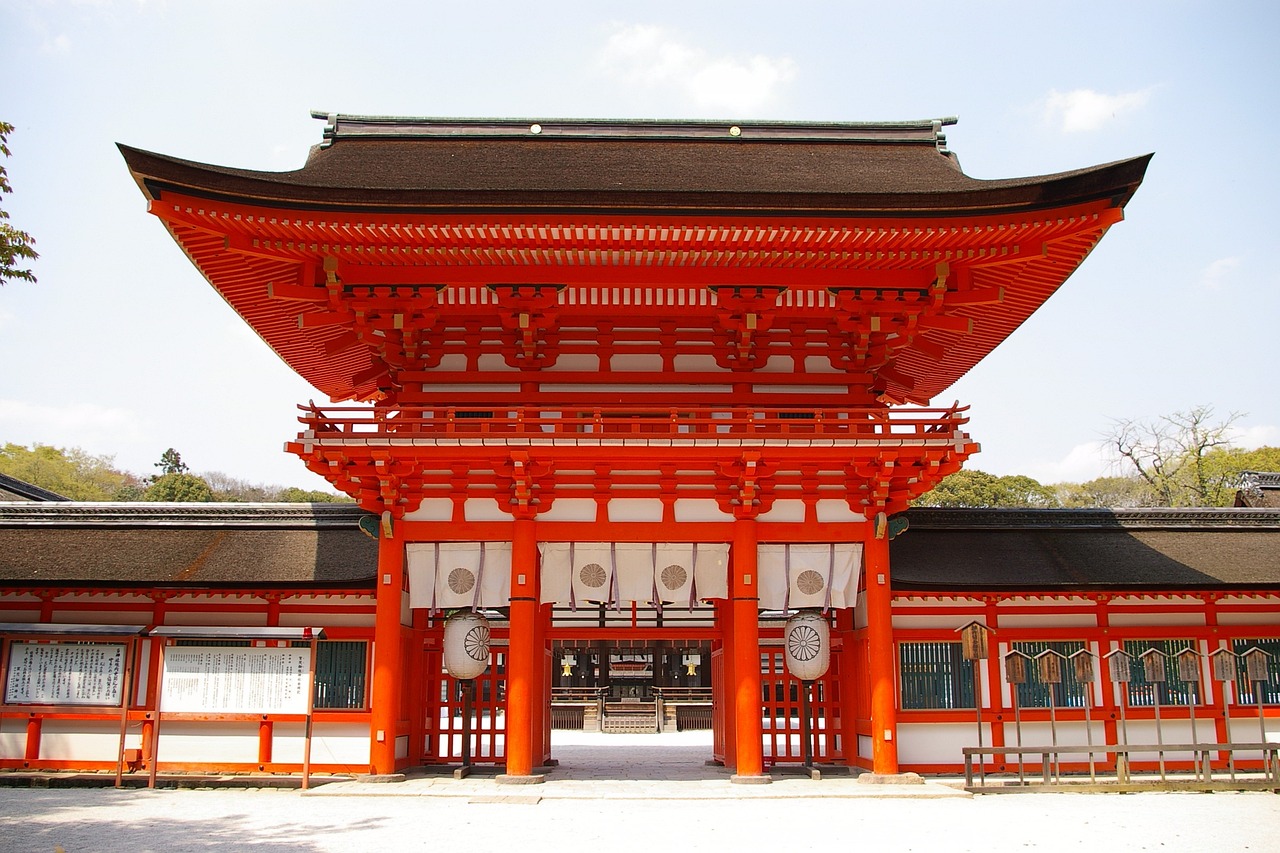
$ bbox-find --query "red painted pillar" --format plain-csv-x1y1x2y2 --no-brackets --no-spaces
501,516,544,782
24,717,41,762
865,517,899,774
258,720,273,767
369,524,406,775
731,516,768,782
835,606,860,767
717,598,738,767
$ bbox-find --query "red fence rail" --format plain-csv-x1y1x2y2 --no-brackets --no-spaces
297,403,970,442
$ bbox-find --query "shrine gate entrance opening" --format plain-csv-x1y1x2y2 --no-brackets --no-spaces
416,596,854,774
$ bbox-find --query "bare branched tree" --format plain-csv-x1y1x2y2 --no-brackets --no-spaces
1107,405,1243,506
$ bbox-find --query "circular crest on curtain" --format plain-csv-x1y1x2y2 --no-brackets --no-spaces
784,609,830,681
443,611,491,680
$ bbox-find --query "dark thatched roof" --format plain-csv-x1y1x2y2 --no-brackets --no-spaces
2,504,1276,593
119,116,1150,216
0,503,376,588
894,508,1280,591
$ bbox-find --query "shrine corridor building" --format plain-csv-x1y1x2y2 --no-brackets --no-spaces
4,115,1278,782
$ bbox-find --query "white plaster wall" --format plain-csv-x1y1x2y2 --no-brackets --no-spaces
756,500,805,523
270,721,370,766
1226,717,1278,758
279,612,374,628
536,499,597,522
49,610,151,625
476,354,518,372
756,356,794,373
815,501,864,523
544,354,598,372
156,722,260,763
465,499,514,522
893,614,987,630
1217,611,1280,625
0,716,26,758
1115,719,1207,761
898,722,984,765
609,353,663,372
40,720,125,762
1108,611,1206,627
672,354,724,372
804,356,839,374
608,499,664,522
1001,720,1107,751
162,611,268,627
996,613,1099,629
674,500,734,522
404,499,454,521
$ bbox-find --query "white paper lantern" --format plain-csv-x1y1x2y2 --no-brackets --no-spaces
784,610,830,681
443,612,491,680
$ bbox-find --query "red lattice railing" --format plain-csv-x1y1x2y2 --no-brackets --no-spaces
298,403,970,442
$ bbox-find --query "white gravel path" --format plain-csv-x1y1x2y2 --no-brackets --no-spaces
2,732,1277,852
3,786,1278,853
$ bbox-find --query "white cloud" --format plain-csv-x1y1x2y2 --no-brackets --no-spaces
1020,440,1111,484
1042,87,1152,133
0,399,146,450
41,33,71,54
1229,423,1280,450
599,23,797,115
1198,256,1240,290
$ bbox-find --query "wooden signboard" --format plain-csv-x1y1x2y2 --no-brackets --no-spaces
4,642,127,706
160,646,311,714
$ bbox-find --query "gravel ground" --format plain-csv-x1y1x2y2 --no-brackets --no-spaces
3,732,1277,853
3,787,1278,853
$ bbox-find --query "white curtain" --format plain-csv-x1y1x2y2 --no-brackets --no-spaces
757,543,862,611
538,542,730,607
406,542,512,610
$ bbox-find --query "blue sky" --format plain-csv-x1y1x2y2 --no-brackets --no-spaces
2,1,1278,491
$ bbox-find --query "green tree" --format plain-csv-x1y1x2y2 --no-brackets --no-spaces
914,469,1059,508
0,443,140,500
0,121,38,285
277,486,354,503
144,472,214,502
154,448,189,476
1055,475,1156,508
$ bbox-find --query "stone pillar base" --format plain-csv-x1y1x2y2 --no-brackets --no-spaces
730,773,772,785
857,771,924,785
496,773,546,785
354,773,406,783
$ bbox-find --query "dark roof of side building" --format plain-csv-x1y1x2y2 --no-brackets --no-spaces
893,508,1280,591
120,115,1150,216
0,503,376,588
0,474,70,502
1,503,1276,593
1235,471,1280,508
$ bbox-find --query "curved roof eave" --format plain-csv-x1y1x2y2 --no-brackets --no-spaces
118,143,1151,218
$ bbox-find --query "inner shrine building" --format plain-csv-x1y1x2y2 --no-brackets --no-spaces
100,115,1152,780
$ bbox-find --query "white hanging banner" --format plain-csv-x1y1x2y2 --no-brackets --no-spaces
693,543,730,601
758,543,862,611
614,542,655,603
538,542,572,605
479,543,513,608
828,542,861,610
537,542,731,606
569,542,616,605
406,542,513,609
654,542,695,604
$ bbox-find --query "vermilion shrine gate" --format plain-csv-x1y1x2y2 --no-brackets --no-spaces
119,115,1149,781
